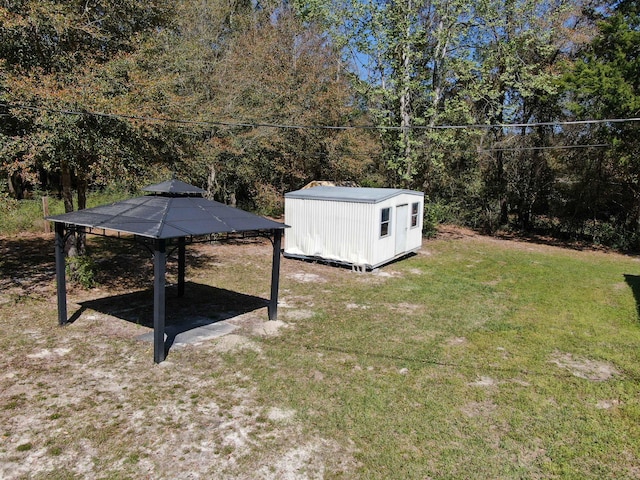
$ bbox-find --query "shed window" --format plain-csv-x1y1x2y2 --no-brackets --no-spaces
411,202,420,228
380,207,391,237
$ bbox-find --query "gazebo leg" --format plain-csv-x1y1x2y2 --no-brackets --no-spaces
178,237,185,297
269,230,282,320
154,239,166,363
54,222,68,325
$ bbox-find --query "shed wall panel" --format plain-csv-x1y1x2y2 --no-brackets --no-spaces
285,198,374,265
368,193,423,267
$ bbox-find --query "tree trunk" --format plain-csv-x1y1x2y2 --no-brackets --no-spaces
7,172,24,199
430,19,448,121
228,192,237,208
60,159,78,256
399,0,413,188
76,171,88,256
61,160,74,213
205,164,218,200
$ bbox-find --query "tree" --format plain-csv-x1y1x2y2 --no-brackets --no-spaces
0,0,175,204
0,0,175,254
561,0,640,248
184,4,376,211
435,0,593,231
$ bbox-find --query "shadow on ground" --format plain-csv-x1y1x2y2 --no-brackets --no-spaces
90,235,219,290
0,233,222,295
0,234,56,296
70,281,268,353
624,274,640,321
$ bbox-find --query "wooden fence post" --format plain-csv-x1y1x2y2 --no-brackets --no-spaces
42,196,50,233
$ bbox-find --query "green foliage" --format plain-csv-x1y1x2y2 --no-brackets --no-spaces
252,183,284,217
0,193,62,234
0,0,174,72
422,200,460,237
565,2,640,119
0,0,179,212
559,0,640,249
66,255,97,289
2,0,640,251
171,4,375,204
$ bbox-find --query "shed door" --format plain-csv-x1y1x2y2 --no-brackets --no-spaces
395,204,408,255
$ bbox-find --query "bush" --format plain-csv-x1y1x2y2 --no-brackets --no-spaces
253,183,284,217
423,201,460,237
66,255,97,289
0,194,65,235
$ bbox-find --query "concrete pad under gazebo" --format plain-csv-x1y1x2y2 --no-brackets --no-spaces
47,179,287,363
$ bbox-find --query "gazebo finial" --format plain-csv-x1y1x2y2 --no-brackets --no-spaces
142,178,205,196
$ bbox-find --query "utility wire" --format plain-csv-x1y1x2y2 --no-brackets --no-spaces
4,101,640,132
479,143,609,153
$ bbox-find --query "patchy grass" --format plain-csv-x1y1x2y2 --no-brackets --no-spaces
0,230,639,479
0,188,134,236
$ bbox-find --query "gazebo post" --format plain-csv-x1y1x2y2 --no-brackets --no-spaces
177,237,186,297
269,229,282,320
153,239,166,363
54,222,68,325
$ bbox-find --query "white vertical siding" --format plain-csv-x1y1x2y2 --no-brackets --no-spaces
285,198,373,265
368,193,423,267
284,190,424,268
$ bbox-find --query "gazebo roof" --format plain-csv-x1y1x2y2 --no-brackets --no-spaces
142,178,206,195
47,181,286,239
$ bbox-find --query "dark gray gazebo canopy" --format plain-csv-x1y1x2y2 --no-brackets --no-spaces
48,179,287,363
50,178,283,238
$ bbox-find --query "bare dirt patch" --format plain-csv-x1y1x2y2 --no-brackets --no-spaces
386,302,422,314
468,376,499,388
282,309,315,321
446,336,467,346
288,272,326,283
278,295,316,309
596,399,622,410
251,319,290,337
211,333,263,353
1,343,355,480
370,269,402,279
346,303,370,310
267,407,296,422
226,311,290,337
549,351,620,381
461,399,498,418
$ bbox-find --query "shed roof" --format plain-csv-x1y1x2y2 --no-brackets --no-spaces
47,183,285,239
285,186,424,204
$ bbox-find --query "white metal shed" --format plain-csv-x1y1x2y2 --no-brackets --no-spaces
284,186,424,269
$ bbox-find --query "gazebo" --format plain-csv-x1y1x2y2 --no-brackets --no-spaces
47,179,287,363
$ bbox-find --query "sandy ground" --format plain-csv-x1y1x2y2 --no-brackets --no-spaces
0,234,360,479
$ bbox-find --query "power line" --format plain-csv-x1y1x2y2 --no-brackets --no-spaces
479,143,609,153
4,101,640,132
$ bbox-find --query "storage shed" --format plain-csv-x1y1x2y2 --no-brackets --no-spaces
284,186,424,269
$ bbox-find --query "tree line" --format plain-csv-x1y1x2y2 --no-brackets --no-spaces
1,0,639,249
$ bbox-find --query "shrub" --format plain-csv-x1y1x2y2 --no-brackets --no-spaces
66,255,97,289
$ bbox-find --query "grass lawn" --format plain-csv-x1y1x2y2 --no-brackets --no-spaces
0,228,639,479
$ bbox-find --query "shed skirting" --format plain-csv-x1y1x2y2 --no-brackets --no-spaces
283,247,420,271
